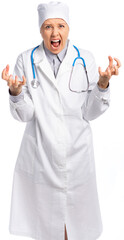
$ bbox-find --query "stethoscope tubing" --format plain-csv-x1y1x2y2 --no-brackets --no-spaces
31,45,40,80
73,45,86,68
31,44,89,91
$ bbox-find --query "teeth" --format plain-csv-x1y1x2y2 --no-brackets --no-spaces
51,40,60,42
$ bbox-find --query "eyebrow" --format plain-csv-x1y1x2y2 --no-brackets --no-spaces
43,22,67,26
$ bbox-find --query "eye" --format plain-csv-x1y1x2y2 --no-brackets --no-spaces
59,24,65,28
45,25,52,29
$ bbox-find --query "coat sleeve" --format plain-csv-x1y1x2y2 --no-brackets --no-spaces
9,54,35,122
81,51,110,121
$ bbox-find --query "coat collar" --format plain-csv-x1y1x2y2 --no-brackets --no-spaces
43,40,68,63
33,40,77,85
33,42,45,64
33,42,55,83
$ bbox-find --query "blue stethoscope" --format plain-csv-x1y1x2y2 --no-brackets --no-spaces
31,45,89,92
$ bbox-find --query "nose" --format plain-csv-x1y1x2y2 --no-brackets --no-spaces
51,27,59,37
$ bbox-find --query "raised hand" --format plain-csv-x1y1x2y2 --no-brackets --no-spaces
98,56,121,89
1,64,26,96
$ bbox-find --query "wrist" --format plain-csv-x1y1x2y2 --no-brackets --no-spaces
9,87,22,96
98,80,109,89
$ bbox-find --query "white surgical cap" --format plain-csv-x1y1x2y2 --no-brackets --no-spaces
37,1,69,30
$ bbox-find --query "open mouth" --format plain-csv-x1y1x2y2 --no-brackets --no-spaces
51,40,61,48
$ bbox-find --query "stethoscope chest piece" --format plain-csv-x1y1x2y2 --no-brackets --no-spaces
31,79,40,89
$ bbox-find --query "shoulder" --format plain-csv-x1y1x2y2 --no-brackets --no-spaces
16,47,34,62
77,47,97,72
79,47,96,62
16,43,43,65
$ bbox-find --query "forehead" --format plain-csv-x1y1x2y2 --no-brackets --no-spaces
43,18,67,25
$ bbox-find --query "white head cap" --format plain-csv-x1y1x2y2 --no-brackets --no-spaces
37,1,69,30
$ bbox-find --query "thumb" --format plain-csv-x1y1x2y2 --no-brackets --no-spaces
98,67,103,77
22,75,26,85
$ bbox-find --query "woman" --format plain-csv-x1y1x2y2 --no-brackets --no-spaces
1,2,121,240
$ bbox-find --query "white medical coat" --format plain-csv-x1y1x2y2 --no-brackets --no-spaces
9,40,110,240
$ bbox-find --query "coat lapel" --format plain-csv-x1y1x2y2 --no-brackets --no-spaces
33,40,77,87
33,42,56,85
56,40,77,79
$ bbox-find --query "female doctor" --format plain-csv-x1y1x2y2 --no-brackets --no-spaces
1,2,121,240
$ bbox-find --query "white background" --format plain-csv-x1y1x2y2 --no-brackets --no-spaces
0,0,124,239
